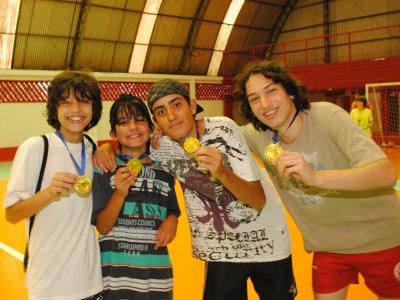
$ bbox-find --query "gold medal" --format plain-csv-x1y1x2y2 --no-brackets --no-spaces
75,175,92,194
183,137,201,154
264,143,282,162
127,158,143,173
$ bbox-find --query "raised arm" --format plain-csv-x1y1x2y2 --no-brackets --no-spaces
95,167,137,235
6,172,78,224
275,151,396,191
195,146,266,209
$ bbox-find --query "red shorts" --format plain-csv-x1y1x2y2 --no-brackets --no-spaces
312,245,400,298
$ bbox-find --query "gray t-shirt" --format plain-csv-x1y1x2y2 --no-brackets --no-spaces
242,102,400,254
151,116,291,262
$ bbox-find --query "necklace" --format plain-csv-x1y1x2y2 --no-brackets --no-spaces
55,130,91,194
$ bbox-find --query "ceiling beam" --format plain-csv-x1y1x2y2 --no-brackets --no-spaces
69,0,89,70
323,0,330,63
177,0,210,74
264,0,298,60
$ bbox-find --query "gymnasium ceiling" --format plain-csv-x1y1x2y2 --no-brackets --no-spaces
1,0,399,77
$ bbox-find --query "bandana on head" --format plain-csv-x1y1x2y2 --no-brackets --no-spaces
147,79,204,115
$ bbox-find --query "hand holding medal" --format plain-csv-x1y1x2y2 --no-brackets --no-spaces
264,130,282,162
75,175,92,194
183,136,201,155
264,143,282,162
127,158,143,174
264,109,301,163
118,150,149,174
193,146,223,182
183,135,214,178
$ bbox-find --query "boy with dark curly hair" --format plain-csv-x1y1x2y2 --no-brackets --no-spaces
235,60,400,300
5,70,103,300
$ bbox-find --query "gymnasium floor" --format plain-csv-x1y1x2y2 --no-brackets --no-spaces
1,149,399,300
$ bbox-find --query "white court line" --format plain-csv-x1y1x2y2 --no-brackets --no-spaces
0,241,23,262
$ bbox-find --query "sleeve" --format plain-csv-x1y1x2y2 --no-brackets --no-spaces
91,168,114,224
220,118,261,182
326,105,385,167
150,137,178,173
166,176,180,217
240,124,259,153
4,137,44,208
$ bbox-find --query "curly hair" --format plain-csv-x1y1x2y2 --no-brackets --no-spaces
234,60,310,131
46,70,102,131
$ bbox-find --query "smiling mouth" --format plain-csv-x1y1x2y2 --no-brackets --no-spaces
67,116,84,122
169,122,182,129
263,107,279,118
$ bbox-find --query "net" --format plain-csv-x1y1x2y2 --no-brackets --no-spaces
366,82,400,146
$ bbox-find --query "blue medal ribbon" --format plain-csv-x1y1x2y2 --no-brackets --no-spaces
117,150,150,162
272,109,301,144
56,130,86,176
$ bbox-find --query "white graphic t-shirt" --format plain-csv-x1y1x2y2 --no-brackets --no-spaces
151,117,291,262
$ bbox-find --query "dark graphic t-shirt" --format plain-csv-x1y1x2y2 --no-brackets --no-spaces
93,158,180,299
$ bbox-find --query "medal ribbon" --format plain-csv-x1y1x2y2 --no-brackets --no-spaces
272,109,301,144
117,150,150,162
56,130,86,176
185,120,200,140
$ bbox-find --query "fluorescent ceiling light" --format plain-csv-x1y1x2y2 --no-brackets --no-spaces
207,0,244,76
129,44,149,73
129,0,163,73
0,0,20,69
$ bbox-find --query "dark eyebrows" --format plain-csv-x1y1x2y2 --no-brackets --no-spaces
152,96,183,112
247,82,276,98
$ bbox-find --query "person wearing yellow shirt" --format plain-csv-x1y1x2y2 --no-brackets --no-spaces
350,95,373,137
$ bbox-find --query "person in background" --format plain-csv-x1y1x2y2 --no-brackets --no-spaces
4,70,103,300
350,94,374,137
92,93,180,300
235,59,400,300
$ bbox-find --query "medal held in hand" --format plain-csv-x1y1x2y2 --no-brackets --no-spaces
127,158,143,173
264,131,282,162
183,136,201,154
56,130,92,194
264,143,282,162
264,109,301,162
75,175,92,194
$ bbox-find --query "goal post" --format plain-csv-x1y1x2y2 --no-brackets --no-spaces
366,82,400,147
